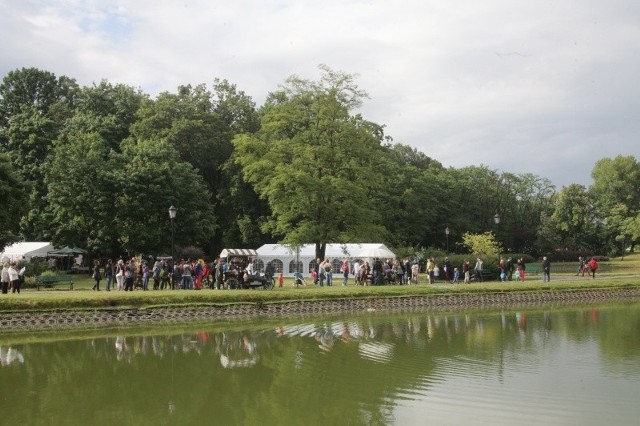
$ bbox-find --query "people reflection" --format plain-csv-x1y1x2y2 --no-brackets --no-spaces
0,346,25,366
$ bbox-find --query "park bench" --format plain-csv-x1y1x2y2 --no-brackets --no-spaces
525,265,540,275
470,269,495,282
36,275,74,290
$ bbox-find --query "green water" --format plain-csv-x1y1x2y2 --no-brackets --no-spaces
1,302,639,425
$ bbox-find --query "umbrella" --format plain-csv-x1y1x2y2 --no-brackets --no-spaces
357,246,396,259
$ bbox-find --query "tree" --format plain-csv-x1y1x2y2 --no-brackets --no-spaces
590,155,640,255
0,68,79,239
45,132,216,256
460,231,501,259
112,138,216,255
546,184,601,252
45,131,115,252
0,152,29,249
233,65,387,260
131,80,264,254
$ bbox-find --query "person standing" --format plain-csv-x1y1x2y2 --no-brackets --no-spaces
104,259,114,291
463,259,471,284
124,259,135,291
115,259,125,291
444,257,453,283
152,260,161,290
92,261,102,291
323,259,333,286
180,260,192,290
215,258,224,290
588,257,599,279
518,257,526,282
8,262,20,294
352,260,362,285
160,263,170,290
341,259,350,286
577,256,585,276
474,257,484,282
1,262,10,294
499,257,506,281
542,256,551,282
506,257,514,281
141,261,150,291
426,258,435,284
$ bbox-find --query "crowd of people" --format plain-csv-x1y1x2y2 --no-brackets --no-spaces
4,253,603,293
309,257,419,286
90,256,268,291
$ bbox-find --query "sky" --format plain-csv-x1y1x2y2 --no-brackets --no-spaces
2,0,639,189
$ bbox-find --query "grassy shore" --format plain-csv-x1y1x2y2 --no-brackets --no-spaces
0,254,636,312
1,274,638,312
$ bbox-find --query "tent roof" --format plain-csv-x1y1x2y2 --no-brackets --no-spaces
47,246,87,256
256,243,394,259
1,242,54,260
219,248,258,258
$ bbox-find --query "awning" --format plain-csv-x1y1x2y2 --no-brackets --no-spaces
47,246,88,257
219,248,258,258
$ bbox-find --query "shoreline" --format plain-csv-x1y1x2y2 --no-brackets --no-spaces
1,287,639,331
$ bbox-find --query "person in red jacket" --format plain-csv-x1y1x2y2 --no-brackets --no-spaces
588,257,599,279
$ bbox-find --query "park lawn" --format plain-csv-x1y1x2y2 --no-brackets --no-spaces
1,274,639,313
2,252,636,313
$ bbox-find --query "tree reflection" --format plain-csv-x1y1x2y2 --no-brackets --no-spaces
1,303,639,425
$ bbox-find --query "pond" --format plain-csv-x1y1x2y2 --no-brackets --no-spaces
1,302,639,425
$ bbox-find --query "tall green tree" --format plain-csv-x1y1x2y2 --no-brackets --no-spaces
547,184,598,251
378,143,443,248
130,80,264,254
113,138,216,255
590,155,640,255
0,152,29,249
233,65,387,259
0,68,79,239
45,132,115,252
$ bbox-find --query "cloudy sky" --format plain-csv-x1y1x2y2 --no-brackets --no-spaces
2,0,639,189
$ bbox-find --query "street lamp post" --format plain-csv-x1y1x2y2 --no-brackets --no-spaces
169,205,177,284
445,227,450,254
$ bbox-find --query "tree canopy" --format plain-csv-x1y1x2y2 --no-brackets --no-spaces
1,65,638,260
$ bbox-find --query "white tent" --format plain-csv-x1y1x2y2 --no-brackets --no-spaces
256,243,395,277
1,241,54,262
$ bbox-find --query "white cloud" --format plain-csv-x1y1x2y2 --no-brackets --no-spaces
2,0,639,189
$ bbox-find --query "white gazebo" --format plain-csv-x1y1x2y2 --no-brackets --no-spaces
256,243,395,277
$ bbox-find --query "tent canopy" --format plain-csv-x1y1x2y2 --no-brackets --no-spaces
1,242,54,262
219,248,258,258
257,243,394,259
47,246,88,257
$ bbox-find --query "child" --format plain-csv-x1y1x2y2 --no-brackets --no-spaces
514,269,521,282
452,267,460,284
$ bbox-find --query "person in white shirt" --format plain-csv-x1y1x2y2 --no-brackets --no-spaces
1,263,10,294
246,258,255,276
8,262,20,294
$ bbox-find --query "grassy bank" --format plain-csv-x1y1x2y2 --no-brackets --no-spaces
2,276,639,312
2,253,637,313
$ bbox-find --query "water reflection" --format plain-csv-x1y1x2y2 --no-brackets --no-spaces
0,346,24,367
1,303,639,425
